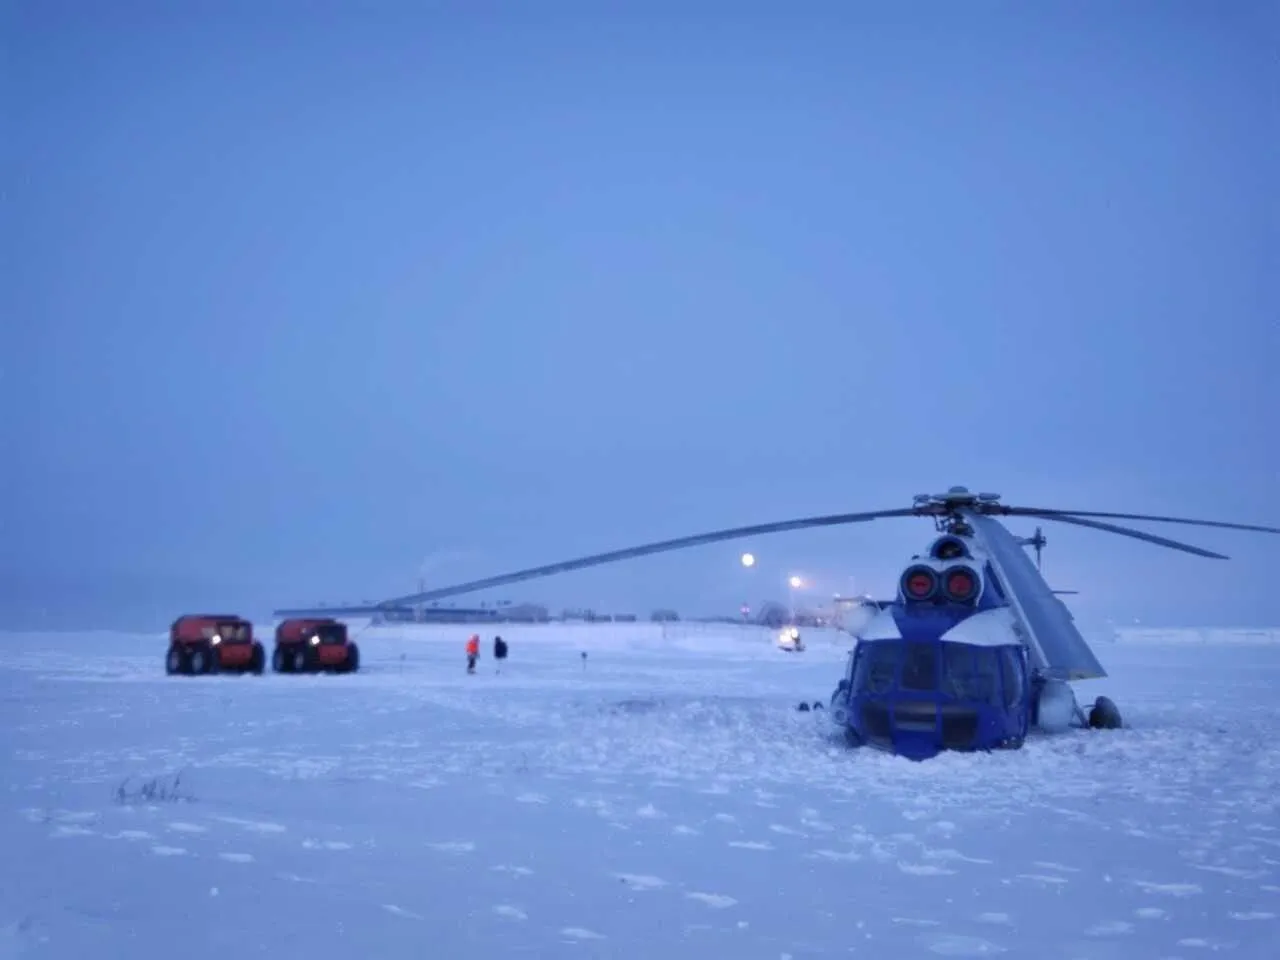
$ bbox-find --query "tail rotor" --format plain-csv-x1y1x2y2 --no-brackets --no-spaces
1020,526,1047,571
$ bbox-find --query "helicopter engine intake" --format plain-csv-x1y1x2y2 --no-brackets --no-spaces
899,561,985,607
940,564,981,603
928,535,973,561
900,565,939,602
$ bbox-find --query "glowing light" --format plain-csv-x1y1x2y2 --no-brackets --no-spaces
788,575,803,589
740,552,755,568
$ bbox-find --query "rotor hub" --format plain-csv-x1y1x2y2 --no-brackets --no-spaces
912,486,1004,517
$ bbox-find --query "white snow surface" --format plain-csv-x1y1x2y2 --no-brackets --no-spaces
2,621,1278,959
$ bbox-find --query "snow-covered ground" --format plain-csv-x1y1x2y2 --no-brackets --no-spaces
2,621,1278,959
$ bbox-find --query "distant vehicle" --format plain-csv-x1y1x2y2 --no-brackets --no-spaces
272,618,361,674
166,614,265,675
777,626,805,652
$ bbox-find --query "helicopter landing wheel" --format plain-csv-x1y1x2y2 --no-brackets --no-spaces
1088,695,1123,730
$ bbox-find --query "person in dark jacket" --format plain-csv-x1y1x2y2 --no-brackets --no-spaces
493,635,508,671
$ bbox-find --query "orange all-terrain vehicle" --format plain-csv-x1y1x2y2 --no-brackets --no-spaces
166,614,265,675
272,618,361,674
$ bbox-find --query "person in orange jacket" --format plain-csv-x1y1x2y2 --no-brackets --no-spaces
465,634,480,674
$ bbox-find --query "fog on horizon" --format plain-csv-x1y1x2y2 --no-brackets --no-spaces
4,1,1276,633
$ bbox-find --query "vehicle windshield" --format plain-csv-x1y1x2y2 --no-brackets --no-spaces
217,621,251,643
313,623,347,645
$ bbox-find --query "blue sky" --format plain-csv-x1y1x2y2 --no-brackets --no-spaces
4,1,1276,630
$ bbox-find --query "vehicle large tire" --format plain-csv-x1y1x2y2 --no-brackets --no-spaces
290,647,309,673
1088,695,1123,730
165,646,184,675
248,642,265,675
344,642,360,674
189,645,211,675
271,646,287,673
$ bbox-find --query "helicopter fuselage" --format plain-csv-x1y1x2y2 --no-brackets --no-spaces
826,530,1109,759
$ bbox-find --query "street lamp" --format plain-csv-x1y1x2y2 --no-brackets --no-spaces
788,575,804,623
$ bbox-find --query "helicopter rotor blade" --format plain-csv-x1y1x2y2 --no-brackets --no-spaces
380,507,919,606
1028,512,1229,559
1003,507,1280,536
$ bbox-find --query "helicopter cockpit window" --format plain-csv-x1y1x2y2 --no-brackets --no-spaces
998,647,1024,707
940,642,999,705
853,641,901,695
899,642,937,692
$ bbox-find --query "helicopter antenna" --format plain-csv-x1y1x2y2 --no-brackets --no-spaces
1015,525,1082,595
1019,526,1047,571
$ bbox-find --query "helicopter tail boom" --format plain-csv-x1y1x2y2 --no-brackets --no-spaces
966,513,1107,680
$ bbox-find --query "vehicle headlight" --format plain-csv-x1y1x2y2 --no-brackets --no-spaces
211,635,222,645
789,627,799,639
309,636,320,646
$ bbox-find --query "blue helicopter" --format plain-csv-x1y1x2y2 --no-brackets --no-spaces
820,494,1105,761
276,485,1280,760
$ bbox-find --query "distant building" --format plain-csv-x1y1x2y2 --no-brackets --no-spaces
499,603,551,623
375,605,499,624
